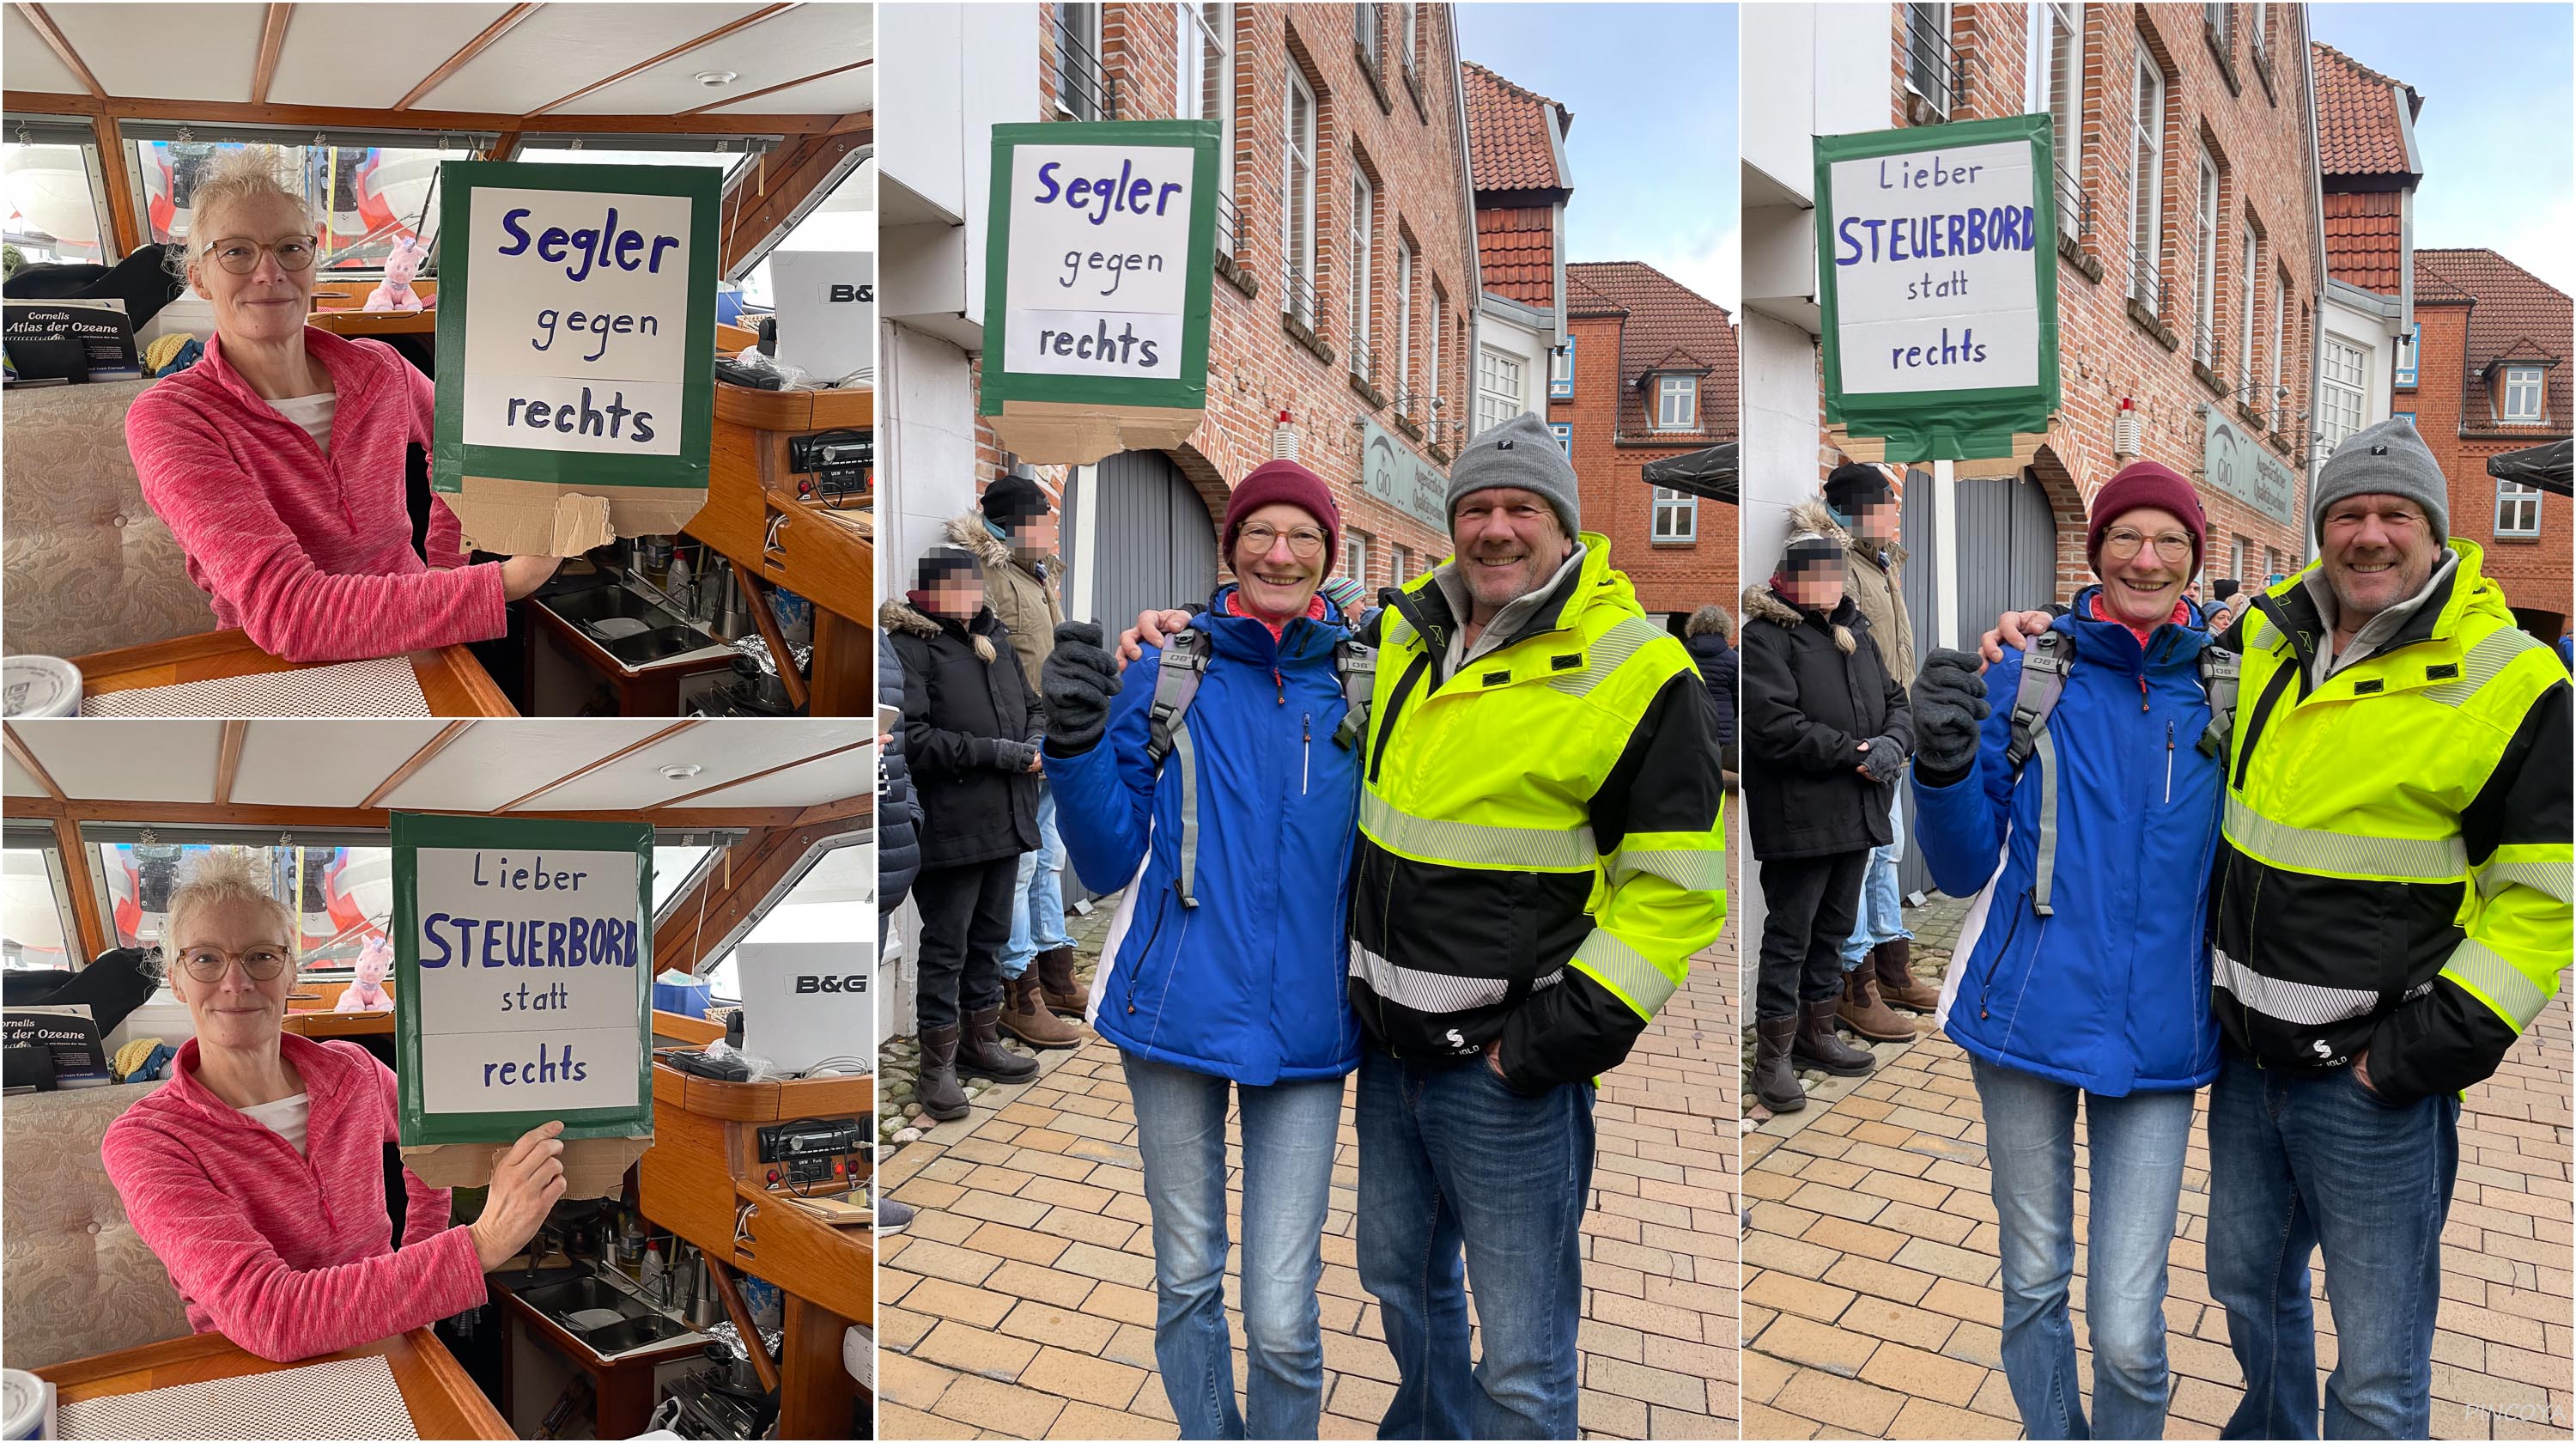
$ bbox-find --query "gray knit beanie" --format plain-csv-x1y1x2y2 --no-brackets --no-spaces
1448,411,1581,537
2312,416,2449,543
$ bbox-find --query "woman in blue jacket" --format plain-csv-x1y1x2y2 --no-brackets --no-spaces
1908,464,2226,1441
1038,460,1362,1441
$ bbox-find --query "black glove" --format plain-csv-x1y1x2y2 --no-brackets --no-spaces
1911,648,1991,782
993,739,1040,772
1856,734,1906,784
1041,622,1120,757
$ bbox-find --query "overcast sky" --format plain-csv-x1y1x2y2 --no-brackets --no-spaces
2310,3,2575,295
1455,3,1740,313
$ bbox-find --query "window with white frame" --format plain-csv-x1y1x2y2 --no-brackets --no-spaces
1656,374,1698,431
1390,544,1413,583
2195,154,2220,367
1056,3,1103,120
1477,347,1524,437
2031,1,2083,192
1355,3,1381,71
1349,172,1374,371
2204,2,2232,52
1427,287,1444,423
2250,3,2268,60
1,136,111,264
1550,422,1572,455
2239,229,2258,393
1550,336,1574,399
2504,366,2545,422
2321,338,2366,448
2131,58,2165,310
1284,70,1318,325
1395,0,1416,76
2228,535,2248,581
2267,269,2287,423
2265,546,2283,581
2497,481,2544,538
1179,6,1233,149
1652,488,1698,541
1343,527,1374,587
1904,3,1954,118
1394,239,1414,410
2393,324,2419,387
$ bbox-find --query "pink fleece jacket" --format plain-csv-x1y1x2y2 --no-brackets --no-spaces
125,327,508,663
100,1033,489,1362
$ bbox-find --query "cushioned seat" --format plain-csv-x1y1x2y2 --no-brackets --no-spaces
2,378,217,660
1,1082,191,1369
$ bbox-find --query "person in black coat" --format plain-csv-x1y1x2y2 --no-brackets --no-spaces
878,628,924,925
879,546,1043,1121
1739,503,1914,1112
1685,604,1738,779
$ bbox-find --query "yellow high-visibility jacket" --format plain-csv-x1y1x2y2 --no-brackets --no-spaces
2214,539,2573,1104
1351,535,1727,1093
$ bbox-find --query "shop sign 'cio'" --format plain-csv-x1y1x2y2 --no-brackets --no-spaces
1814,113,2061,461
433,161,720,555
980,120,1221,466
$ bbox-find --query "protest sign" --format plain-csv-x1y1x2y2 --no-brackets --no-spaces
1814,113,2059,461
980,120,1219,465
433,161,719,556
391,813,654,1194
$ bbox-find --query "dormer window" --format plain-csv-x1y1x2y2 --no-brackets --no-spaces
2503,366,2544,422
1655,374,1698,431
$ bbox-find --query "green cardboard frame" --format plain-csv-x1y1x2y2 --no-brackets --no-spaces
1814,113,2061,462
391,813,657,1147
431,161,720,497
978,120,1221,415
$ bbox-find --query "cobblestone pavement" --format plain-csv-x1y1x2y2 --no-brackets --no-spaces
1741,893,2575,1440
876,845,1739,1440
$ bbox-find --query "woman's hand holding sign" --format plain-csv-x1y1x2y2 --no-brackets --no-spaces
470,1119,568,1271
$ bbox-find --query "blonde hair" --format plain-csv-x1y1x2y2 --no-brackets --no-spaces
163,147,315,281
165,849,299,963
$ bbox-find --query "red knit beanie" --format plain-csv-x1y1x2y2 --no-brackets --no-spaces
1222,460,1340,570
2087,461,2208,575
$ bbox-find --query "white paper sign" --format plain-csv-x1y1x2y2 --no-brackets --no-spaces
410,846,643,1115
459,186,694,456
999,143,1196,382
1826,139,2042,396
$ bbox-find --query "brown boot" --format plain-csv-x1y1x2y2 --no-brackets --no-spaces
1036,947,1085,1016
1838,965,1917,1043
1793,998,1877,1076
1874,940,1940,1013
1753,1015,1807,1112
918,1026,969,1121
999,973,1086,1049
957,1005,1039,1083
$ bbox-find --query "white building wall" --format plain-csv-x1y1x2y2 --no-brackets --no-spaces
1476,301,1555,435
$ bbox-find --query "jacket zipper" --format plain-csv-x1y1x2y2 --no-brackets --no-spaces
1123,897,1170,1016
1273,667,1285,705
1302,712,1311,795
1977,896,2028,1020
2165,721,2175,804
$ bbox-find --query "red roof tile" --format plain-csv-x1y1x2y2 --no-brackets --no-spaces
2324,191,2404,293
1477,205,1556,304
2312,43,2418,177
2415,248,2572,429
1564,261,1737,440
1461,62,1569,193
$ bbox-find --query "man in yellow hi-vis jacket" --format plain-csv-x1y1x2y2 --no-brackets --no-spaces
1350,412,1724,1439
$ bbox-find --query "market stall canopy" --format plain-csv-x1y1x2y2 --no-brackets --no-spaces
2488,439,2573,497
1640,442,1737,505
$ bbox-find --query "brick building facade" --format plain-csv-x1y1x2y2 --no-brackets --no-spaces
1830,3,2324,601
981,2,1471,606
2406,248,2573,636
1551,263,1740,622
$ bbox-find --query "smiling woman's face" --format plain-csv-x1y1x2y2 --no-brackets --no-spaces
189,190,319,349
168,897,297,1054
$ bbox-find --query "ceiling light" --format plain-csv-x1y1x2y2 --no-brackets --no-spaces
659,764,704,780
693,70,738,88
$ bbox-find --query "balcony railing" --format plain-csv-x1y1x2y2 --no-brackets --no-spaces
2130,239,2161,314
1280,264,1319,329
1349,344,1380,391
2192,318,2221,373
2054,162,2093,241
1355,2,1382,70
1054,12,1116,120
1214,188,1240,258
1902,5,1968,119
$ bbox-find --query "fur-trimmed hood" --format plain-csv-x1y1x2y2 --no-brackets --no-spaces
1741,581,1857,655
878,597,999,663
1785,499,1849,549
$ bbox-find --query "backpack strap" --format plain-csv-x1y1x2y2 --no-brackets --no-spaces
1143,628,1212,766
2006,630,2075,917
2196,643,2241,765
1330,639,1377,751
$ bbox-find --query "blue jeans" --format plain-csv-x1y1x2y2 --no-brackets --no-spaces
1000,781,1070,979
1840,786,1913,970
2208,1051,2460,1440
1972,1058,2196,1440
1355,1048,1592,1440
1121,1050,1344,1440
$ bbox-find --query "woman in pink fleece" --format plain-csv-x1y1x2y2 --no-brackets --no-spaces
102,851,567,1363
124,149,561,665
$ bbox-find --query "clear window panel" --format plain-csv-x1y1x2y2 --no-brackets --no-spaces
3,846,76,970
131,140,468,277
4,142,110,264
696,843,870,1003
95,843,392,965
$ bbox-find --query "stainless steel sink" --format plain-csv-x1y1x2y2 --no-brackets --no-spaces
538,584,725,670
519,1276,642,1316
518,1275,702,1360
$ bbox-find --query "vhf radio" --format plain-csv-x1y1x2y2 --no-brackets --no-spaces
754,1116,866,1190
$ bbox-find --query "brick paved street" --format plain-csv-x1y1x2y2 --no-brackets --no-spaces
877,832,1739,1440
1741,895,2575,1440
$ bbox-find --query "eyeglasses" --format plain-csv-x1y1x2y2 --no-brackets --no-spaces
2101,528,2195,564
199,235,319,276
1238,523,1327,558
173,946,293,983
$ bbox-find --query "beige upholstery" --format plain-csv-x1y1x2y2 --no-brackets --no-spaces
1,379,218,659
1,1082,192,1369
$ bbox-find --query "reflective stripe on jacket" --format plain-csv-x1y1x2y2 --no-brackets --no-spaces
2214,539,2573,1105
1351,534,1726,1094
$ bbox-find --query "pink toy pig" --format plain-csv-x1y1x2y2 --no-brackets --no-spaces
336,937,394,1012
363,239,427,313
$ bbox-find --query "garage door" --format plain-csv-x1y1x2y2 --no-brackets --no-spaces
1066,449,1220,629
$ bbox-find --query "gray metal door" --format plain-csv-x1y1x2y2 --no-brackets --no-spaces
1076,448,1219,636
